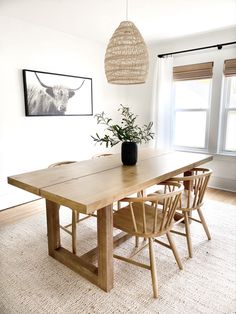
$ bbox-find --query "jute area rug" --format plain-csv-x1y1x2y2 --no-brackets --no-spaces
0,199,236,314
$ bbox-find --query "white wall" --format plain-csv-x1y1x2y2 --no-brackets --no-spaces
1,19,235,210
0,16,131,209
128,27,236,191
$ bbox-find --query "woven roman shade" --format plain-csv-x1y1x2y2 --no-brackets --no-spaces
104,21,149,85
173,62,214,81
224,59,236,77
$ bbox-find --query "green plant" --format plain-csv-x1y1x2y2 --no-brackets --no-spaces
91,104,154,147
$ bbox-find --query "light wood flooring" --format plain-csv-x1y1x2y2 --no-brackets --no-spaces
205,187,236,205
0,199,45,227
0,188,235,228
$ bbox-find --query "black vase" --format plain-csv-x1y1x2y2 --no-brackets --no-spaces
121,142,138,166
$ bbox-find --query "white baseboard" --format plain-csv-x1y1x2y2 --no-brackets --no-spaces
209,176,236,192
0,184,39,211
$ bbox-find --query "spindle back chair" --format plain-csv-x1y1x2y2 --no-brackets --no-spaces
167,168,212,257
113,181,184,298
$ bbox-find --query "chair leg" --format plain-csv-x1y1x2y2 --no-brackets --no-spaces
148,238,158,298
135,236,139,248
184,211,193,258
197,208,211,240
166,232,183,270
72,210,77,254
76,212,80,222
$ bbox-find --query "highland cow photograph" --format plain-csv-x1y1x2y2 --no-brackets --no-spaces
23,69,93,116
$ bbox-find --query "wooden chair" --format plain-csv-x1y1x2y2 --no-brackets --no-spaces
48,160,77,168
48,155,113,254
166,168,212,258
48,161,79,253
92,153,113,159
48,161,96,254
113,181,184,298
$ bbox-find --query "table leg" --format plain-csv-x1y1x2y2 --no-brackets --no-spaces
45,201,113,292
46,200,61,256
184,170,193,223
97,205,113,292
174,170,194,223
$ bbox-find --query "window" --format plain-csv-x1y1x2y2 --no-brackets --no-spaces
219,58,236,155
172,62,213,150
220,75,236,153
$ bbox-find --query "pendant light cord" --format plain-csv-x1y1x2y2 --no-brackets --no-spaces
126,0,128,20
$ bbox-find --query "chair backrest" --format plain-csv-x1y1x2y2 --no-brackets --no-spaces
119,182,183,237
92,153,113,159
167,168,212,210
48,161,77,168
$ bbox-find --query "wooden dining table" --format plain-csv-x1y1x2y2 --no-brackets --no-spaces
8,149,213,292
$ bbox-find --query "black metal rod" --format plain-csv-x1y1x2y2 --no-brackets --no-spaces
157,41,236,58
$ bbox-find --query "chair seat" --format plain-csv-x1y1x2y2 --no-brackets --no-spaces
114,203,170,237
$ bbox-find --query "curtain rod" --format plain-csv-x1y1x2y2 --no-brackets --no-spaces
157,41,236,58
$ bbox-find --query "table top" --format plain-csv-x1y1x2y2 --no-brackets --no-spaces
8,149,213,214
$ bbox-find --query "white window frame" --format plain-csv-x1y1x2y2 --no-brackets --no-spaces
172,79,212,152
219,75,236,156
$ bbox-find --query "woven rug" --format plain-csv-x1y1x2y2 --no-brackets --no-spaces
0,199,236,314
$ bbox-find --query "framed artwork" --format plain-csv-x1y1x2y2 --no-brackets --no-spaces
22,69,93,116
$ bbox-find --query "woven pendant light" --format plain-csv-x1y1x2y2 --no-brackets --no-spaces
104,2,149,85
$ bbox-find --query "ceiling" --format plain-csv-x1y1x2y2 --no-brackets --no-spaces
1,0,236,44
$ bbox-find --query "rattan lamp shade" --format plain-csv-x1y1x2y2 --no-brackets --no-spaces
105,21,149,84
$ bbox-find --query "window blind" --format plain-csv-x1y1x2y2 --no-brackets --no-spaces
173,62,213,81
224,59,236,77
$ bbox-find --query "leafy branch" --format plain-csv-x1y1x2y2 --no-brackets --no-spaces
91,104,154,147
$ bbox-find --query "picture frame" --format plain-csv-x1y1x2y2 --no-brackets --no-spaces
22,69,93,116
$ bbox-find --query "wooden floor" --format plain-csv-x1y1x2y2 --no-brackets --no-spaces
205,187,236,205
0,199,45,227
0,188,235,227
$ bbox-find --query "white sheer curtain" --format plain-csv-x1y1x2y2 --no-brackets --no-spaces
151,56,174,151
